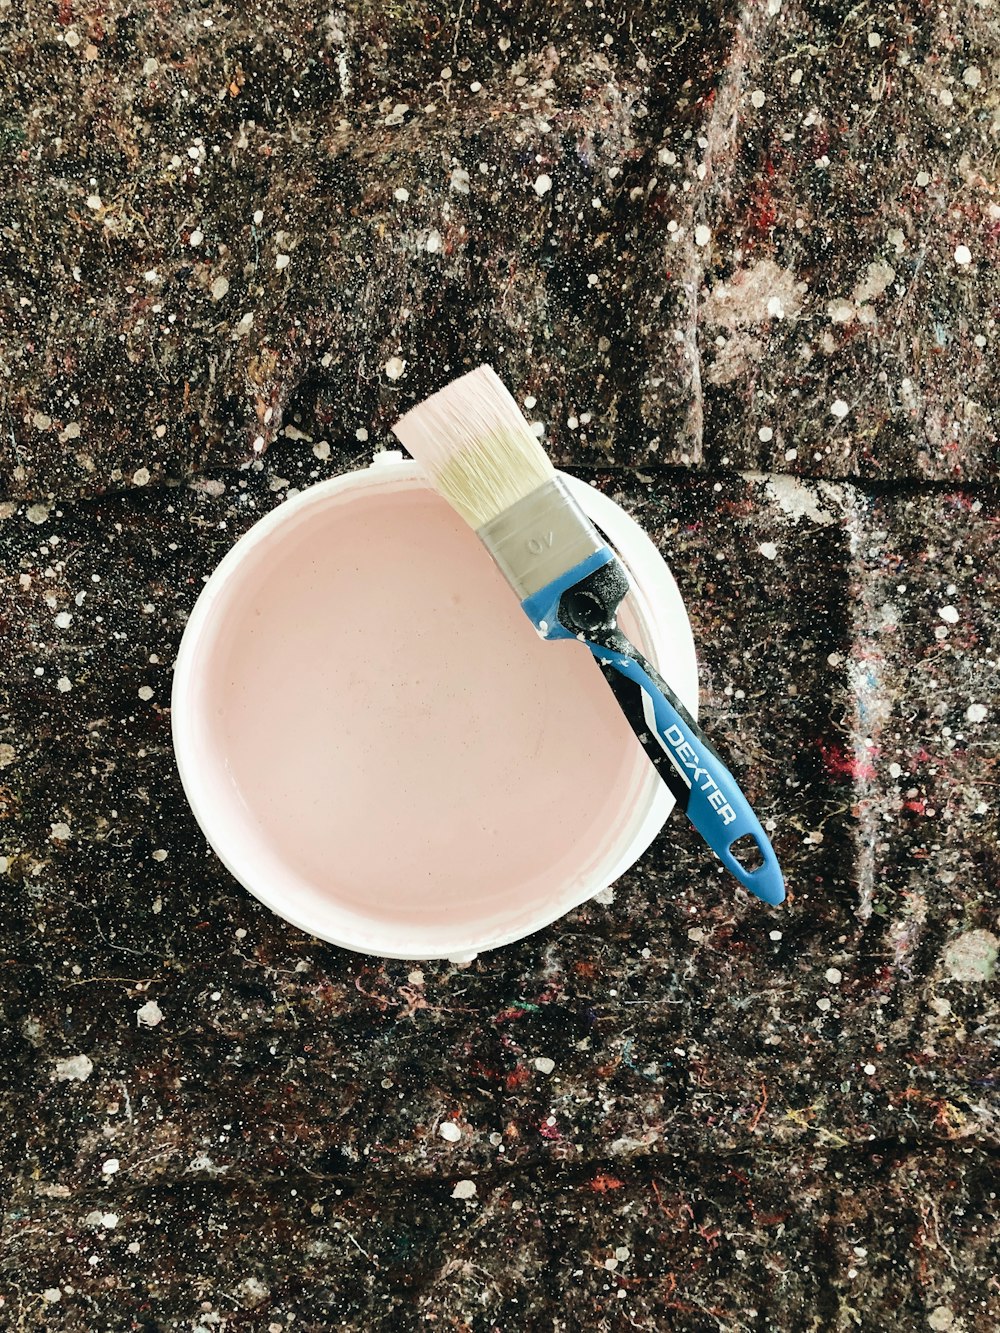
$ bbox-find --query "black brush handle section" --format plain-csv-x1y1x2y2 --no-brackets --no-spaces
597,656,693,811
557,559,700,806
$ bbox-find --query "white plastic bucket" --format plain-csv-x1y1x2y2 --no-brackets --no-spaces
171,455,698,959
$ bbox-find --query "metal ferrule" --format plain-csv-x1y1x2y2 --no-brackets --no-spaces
476,476,607,601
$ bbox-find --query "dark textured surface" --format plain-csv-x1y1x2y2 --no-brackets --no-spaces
2,2,999,1330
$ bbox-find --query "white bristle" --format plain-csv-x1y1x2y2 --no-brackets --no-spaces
391,365,554,529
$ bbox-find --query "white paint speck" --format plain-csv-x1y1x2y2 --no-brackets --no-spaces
694,224,712,247
132,466,150,486
313,440,330,460
942,930,997,983
929,1306,955,1331
889,761,903,778
407,969,424,984
868,31,882,47
451,1179,477,1199
137,1000,163,1027
101,1158,120,1175
750,89,766,108
54,1054,93,1082
425,230,442,253
954,245,972,266
863,1063,876,1075
533,1056,555,1075
152,849,168,861
85,193,102,211
439,1121,462,1142
963,66,981,88
393,187,409,202
275,253,290,270
966,702,987,724
211,276,230,301
138,685,154,701
758,541,778,560
916,171,930,187
825,967,842,984
854,259,896,304
533,173,552,197
816,997,831,1011
143,57,159,76
43,1288,62,1304
830,399,850,419
384,356,407,381
27,503,50,524
769,930,783,941
766,296,784,319
937,605,959,624
50,822,71,841
57,677,72,693
55,610,73,629
758,426,774,442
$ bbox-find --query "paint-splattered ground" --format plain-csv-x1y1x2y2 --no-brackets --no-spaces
1,2,998,1330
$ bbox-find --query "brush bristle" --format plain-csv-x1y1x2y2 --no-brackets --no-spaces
391,365,555,529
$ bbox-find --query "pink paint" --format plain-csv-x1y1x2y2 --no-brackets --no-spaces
198,483,643,920
172,460,699,958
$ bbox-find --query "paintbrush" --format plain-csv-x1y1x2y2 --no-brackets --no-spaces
392,365,784,905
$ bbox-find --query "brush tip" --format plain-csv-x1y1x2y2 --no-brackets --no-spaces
391,365,554,529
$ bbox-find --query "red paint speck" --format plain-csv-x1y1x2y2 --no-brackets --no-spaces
590,1173,624,1192
819,740,876,781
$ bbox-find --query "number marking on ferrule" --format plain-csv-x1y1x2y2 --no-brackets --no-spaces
526,531,555,555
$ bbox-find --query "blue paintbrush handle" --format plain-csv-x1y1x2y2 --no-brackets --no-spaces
588,640,785,906
521,550,785,906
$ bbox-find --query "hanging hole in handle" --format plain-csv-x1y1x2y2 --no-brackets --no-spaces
730,833,766,873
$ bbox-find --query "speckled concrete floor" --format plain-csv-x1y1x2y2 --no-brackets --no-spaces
1,3,998,1330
